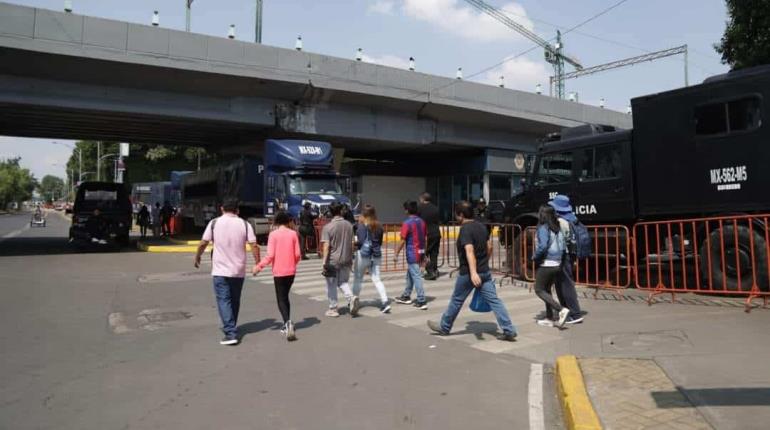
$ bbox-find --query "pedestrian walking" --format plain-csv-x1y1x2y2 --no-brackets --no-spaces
320,202,356,317
255,211,301,341
194,198,260,345
427,201,517,341
160,201,175,236
417,192,441,280
531,205,571,328
548,195,584,324
151,202,161,237
137,204,150,238
394,200,428,310
352,205,391,314
298,202,316,260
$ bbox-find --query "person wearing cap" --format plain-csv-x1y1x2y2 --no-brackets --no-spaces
298,201,316,260
547,194,584,324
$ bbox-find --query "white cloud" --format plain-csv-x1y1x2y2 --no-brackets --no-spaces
400,0,534,43
368,0,396,15
361,53,412,69
479,57,550,92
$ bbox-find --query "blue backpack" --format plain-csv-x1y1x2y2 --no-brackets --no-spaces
569,220,592,259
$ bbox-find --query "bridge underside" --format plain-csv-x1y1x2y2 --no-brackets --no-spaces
0,47,551,157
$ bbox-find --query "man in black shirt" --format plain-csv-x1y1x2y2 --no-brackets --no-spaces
417,192,441,280
427,201,516,341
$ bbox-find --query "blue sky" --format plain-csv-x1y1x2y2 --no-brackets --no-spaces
0,0,730,179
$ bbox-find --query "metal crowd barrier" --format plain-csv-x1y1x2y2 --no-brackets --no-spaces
632,214,770,311
522,224,632,292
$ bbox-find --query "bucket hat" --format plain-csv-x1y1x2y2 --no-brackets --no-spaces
548,194,573,213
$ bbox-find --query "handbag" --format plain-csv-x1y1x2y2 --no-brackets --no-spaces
470,287,491,313
321,245,337,278
359,227,373,258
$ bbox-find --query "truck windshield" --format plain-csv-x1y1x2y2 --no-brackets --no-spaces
288,177,342,195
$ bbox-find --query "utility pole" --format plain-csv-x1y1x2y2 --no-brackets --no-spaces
97,141,102,181
684,46,689,87
185,0,192,32
255,0,263,43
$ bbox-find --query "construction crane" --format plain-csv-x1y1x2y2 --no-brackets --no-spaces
463,0,583,99
550,45,689,93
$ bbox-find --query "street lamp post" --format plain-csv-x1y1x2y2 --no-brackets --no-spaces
255,0,263,43
97,153,118,182
52,141,82,183
186,0,193,32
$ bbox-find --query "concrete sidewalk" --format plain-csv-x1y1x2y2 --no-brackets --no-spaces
529,287,770,430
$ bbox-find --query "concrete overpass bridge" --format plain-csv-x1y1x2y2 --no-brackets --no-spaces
0,1,630,158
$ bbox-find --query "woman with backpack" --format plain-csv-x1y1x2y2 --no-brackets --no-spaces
352,205,391,313
255,211,302,341
531,205,571,328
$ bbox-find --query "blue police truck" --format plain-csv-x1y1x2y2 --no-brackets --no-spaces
180,140,351,235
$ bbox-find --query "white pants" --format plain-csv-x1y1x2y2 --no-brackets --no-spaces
352,252,388,304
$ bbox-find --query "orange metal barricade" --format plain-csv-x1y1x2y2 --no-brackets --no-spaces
486,222,523,284
632,214,770,311
522,224,632,291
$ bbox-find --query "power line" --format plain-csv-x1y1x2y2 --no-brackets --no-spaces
413,0,632,99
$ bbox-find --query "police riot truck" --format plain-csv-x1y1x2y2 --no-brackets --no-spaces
506,65,770,291
180,139,351,235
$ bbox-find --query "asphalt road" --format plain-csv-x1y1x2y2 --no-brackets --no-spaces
0,211,558,430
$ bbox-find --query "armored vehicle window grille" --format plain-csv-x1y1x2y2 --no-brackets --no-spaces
580,145,621,181
184,181,217,198
695,96,761,136
537,152,572,185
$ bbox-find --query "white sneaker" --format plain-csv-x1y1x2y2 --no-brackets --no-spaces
91,238,99,243
325,308,340,318
285,320,296,341
98,239,107,245
350,296,360,317
558,308,571,327
536,319,554,327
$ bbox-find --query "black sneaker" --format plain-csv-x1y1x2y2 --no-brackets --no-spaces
497,332,517,342
380,302,392,314
427,320,448,335
565,315,584,324
394,296,412,305
220,336,239,346
414,301,428,310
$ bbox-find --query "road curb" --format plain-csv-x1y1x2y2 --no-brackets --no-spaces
555,355,602,430
136,242,205,253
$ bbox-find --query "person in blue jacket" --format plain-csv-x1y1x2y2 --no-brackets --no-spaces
531,205,571,328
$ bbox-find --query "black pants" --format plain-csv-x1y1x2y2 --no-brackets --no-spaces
546,256,583,319
425,234,441,276
161,219,171,236
274,275,295,323
534,266,563,314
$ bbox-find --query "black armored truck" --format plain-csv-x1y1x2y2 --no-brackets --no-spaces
506,65,770,291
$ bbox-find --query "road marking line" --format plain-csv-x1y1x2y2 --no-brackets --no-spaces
1,224,30,240
529,363,545,430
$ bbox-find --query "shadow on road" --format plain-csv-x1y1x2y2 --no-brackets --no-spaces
238,317,322,339
653,387,770,407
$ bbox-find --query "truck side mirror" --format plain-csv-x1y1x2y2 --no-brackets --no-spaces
267,176,275,194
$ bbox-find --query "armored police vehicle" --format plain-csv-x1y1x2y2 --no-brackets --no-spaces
507,65,769,291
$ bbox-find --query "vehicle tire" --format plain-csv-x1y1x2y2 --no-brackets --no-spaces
700,224,768,292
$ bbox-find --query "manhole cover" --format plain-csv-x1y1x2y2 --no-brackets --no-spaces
602,330,692,353
137,309,193,323
138,272,210,283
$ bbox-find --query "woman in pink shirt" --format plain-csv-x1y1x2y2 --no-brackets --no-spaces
255,211,302,341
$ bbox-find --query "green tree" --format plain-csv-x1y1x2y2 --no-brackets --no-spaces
38,175,66,203
715,0,770,70
0,158,36,209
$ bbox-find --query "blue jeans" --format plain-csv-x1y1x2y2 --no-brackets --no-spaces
440,272,516,336
213,276,245,338
401,263,425,304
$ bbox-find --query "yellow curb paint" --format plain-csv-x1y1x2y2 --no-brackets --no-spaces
556,355,603,430
136,242,256,253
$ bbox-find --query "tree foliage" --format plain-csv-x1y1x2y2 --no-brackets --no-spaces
0,158,36,208
715,0,770,70
38,175,66,202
